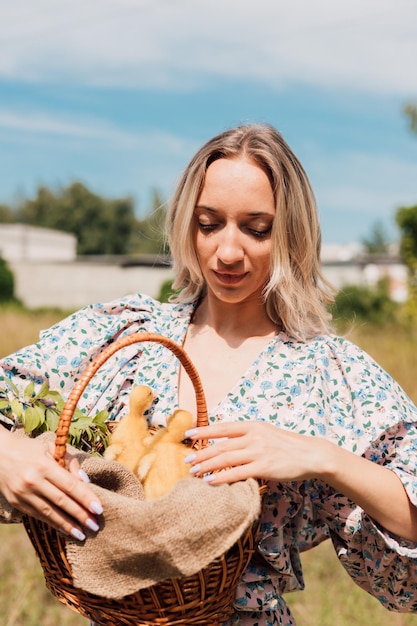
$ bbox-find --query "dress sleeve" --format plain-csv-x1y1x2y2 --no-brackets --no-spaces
313,382,417,613
0,294,158,426
314,453,417,613
310,337,417,612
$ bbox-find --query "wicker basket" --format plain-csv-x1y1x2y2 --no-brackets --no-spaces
23,332,262,626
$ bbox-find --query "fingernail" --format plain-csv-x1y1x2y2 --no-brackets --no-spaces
203,474,215,482
185,428,198,437
90,501,103,515
85,518,100,532
184,453,196,464
189,464,200,475
78,469,90,483
71,528,86,541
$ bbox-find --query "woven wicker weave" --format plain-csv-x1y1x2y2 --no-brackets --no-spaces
23,333,262,626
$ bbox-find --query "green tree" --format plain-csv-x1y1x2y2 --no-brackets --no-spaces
332,278,398,326
132,189,170,255
0,204,14,223
362,221,390,255
396,204,417,309
3,182,170,256
0,257,15,302
404,102,417,135
17,182,137,255
394,104,417,316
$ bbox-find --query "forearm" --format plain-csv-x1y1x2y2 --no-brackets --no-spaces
319,440,417,543
185,421,417,542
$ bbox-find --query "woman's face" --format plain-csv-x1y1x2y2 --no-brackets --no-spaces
194,157,275,307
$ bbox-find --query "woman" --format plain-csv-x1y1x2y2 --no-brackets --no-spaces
1,123,417,625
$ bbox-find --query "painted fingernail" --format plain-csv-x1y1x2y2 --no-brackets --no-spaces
85,518,100,532
71,528,86,541
90,501,103,515
78,469,90,483
185,428,198,437
189,464,200,475
203,474,215,482
184,453,196,464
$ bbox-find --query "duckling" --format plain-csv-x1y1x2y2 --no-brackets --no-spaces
137,409,194,500
104,385,154,474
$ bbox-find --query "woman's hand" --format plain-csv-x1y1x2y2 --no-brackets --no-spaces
0,429,103,540
184,421,330,484
185,421,417,542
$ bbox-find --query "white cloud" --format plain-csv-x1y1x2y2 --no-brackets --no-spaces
0,109,127,141
0,107,195,157
1,0,417,94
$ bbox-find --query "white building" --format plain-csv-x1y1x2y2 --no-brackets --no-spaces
0,225,409,309
0,224,76,262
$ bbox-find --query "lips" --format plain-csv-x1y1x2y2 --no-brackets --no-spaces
213,271,247,285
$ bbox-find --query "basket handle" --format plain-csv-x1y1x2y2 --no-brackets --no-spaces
54,332,208,467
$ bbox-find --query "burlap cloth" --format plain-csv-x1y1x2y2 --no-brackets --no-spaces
0,433,262,599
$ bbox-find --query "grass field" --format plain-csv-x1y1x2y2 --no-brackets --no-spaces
1,306,417,625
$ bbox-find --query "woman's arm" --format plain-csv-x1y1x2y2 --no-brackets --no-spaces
0,427,103,540
185,421,417,542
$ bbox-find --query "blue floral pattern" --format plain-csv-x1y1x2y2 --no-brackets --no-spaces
1,294,417,625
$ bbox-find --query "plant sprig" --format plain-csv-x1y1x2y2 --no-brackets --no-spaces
0,379,110,454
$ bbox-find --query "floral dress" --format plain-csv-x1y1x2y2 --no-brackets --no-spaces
1,294,417,625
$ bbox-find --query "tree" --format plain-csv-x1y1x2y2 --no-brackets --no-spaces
396,204,417,274
362,221,390,255
17,182,137,255
132,189,170,255
395,104,417,315
333,278,398,326
0,257,15,302
404,102,417,135
0,204,14,223
2,182,169,256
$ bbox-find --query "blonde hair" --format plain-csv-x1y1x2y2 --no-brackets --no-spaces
166,123,336,341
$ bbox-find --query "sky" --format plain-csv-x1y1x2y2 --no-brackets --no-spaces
1,0,417,246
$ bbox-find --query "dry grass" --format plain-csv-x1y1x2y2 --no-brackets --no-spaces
1,307,417,625
0,306,70,359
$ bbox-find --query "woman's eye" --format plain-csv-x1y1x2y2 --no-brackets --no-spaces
198,222,217,232
248,227,271,239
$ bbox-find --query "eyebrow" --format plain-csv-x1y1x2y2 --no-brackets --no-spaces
194,205,274,217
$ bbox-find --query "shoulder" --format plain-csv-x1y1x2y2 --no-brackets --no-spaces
290,332,417,413
41,294,194,338
278,331,382,366
276,331,412,399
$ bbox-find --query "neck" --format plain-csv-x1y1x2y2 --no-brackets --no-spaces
192,295,278,340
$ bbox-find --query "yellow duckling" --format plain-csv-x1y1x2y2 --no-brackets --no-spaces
104,385,154,474
137,409,194,500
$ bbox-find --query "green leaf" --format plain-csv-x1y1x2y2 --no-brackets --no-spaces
34,382,50,399
72,415,94,429
72,407,85,419
68,424,82,443
24,381,35,399
23,405,44,433
45,409,60,432
93,410,108,425
45,390,63,401
10,399,24,419
0,399,11,410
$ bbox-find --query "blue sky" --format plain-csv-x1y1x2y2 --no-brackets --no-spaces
1,0,416,245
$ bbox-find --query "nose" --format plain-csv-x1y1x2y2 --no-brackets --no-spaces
216,224,244,265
